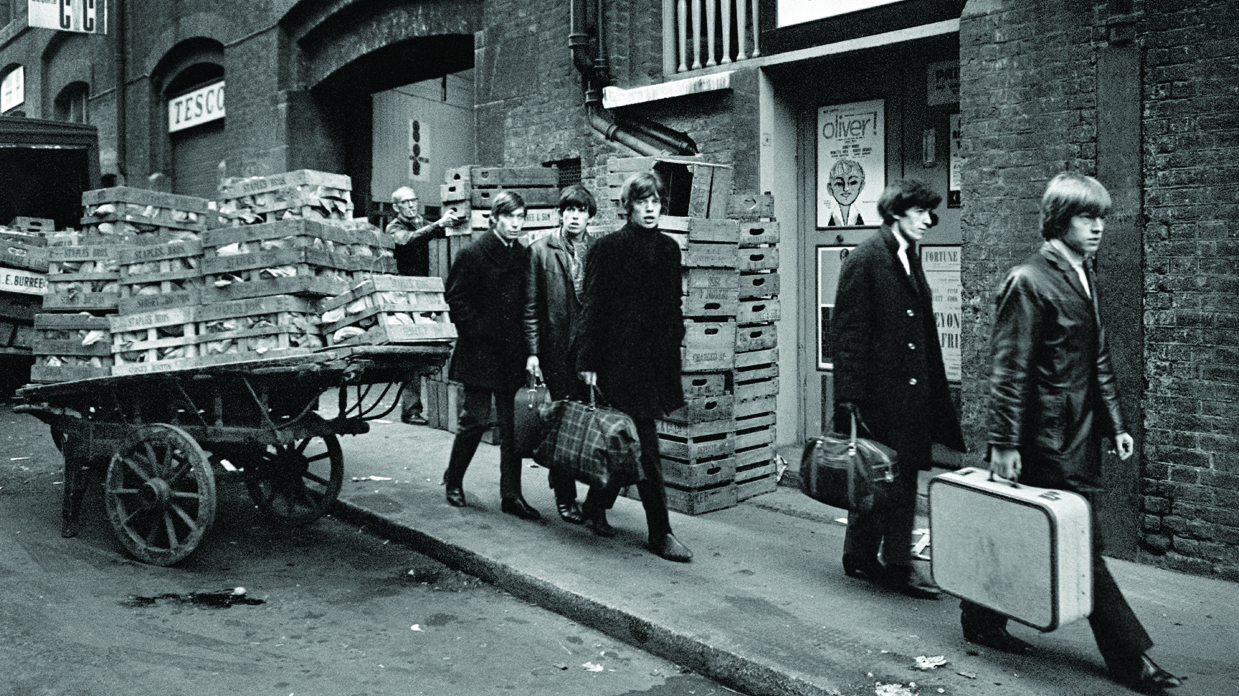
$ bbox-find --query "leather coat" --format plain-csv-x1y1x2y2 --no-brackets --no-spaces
522,230,596,400
988,242,1126,490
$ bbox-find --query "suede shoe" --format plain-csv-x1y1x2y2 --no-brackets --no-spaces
501,496,542,521
649,533,693,562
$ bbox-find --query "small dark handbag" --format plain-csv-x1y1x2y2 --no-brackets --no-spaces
513,374,552,458
533,386,642,490
800,412,896,513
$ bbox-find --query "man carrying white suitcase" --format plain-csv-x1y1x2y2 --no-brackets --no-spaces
969,172,1180,692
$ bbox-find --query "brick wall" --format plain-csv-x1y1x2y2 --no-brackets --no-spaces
960,0,1239,580
1139,0,1239,580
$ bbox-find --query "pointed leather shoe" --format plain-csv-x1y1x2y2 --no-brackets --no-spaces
1118,654,1182,693
501,496,542,521
556,499,584,525
650,533,693,562
583,511,616,538
842,555,885,582
962,623,1035,655
445,485,466,508
883,565,941,599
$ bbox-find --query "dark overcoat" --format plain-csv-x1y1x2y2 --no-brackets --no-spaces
445,230,528,391
574,222,686,418
988,242,1125,491
833,225,965,470
522,231,597,400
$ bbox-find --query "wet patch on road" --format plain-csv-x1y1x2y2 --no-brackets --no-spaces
122,589,265,609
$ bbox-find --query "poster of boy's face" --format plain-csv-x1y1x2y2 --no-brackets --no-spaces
828,160,865,206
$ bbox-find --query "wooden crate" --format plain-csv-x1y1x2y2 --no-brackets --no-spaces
445,166,559,189
737,297,781,326
739,220,780,247
682,319,735,372
202,220,356,301
218,170,353,226
44,246,120,311
738,246,779,272
1,229,48,246
1,239,49,272
739,271,780,299
735,323,777,352
116,240,203,314
735,413,777,452
662,218,741,269
662,456,736,490
656,418,736,461
681,372,727,398
110,295,322,375
682,268,739,319
622,478,738,516
736,471,778,501
30,313,112,382
727,192,775,220
735,395,776,420
7,217,55,233
0,293,40,321
664,394,734,424
321,275,455,346
81,187,213,237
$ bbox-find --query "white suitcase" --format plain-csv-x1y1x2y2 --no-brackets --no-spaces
929,467,1092,631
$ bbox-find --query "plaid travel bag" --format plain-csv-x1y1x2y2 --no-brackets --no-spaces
533,386,642,490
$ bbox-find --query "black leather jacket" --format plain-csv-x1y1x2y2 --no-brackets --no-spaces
988,242,1126,490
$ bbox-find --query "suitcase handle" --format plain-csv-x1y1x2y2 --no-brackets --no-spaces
988,469,1020,488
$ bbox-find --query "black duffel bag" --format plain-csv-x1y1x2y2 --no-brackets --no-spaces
800,412,896,513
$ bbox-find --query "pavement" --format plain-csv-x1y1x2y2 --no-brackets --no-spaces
323,405,1236,696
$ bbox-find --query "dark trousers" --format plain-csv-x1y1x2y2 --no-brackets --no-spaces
960,495,1153,673
581,416,672,539
400,379,423,421
842,462,918,569
443,385,523,500
545,378,584,504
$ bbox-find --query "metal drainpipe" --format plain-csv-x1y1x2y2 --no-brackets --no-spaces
114,0,127,183
571,0,695,156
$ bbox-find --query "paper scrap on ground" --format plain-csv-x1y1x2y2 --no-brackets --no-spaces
914,655,947,670
582,662,604,672
351,476,393,482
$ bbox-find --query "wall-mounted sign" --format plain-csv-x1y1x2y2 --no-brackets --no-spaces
28,0,106,34
1,267,47,296
817,245,854,370
778,0,904,28
168,81,225,133
408,119,428,181
817,99,884,228
927,60,960,106
1,66,24,113
920,244,961,382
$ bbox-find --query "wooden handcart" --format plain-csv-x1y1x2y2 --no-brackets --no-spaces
15,345,451,565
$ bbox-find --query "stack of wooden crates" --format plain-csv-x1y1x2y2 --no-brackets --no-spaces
30,189,214,382
1,218,51,361
422,165,561,433
607,156,781,515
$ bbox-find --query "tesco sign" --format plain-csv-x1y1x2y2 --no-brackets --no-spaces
169,81,224,133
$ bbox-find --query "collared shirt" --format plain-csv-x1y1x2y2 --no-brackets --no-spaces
492,227,514,248
894,227,913,275
560,228,586,296
1049,238,1090,298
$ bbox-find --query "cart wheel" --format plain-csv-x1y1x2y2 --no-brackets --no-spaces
244,434,343,527
104,424,216,566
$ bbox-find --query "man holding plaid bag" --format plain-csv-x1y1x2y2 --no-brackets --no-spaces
573,171,692,563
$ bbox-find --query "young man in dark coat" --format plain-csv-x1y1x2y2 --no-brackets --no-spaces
523,184,599,524
833,178,966,598
574,172,692,562
963,172,1180,692
442,191,541,521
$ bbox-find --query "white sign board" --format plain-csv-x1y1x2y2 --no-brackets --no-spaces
168,81,225,133
921,244,961,382
0,267,48,295
1,66,24,113
778,0,904,27
28,0,106,34
817,99,884,228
